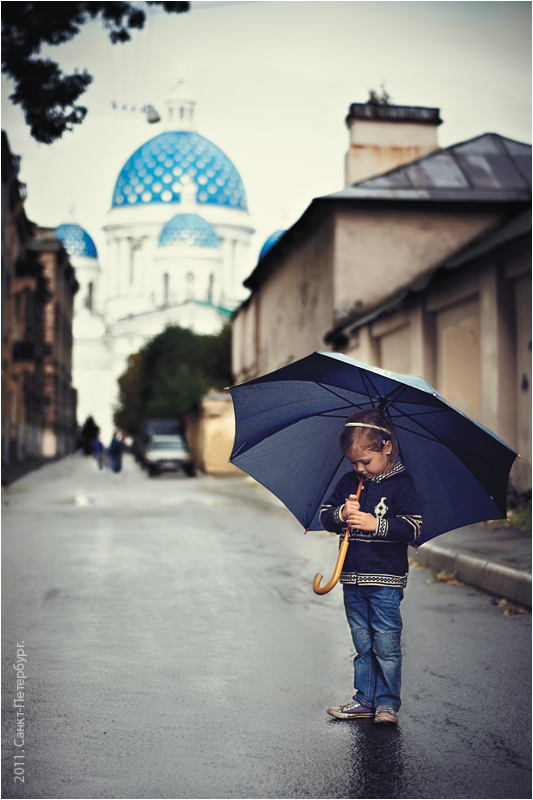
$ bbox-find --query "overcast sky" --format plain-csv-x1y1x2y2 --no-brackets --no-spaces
2,0,531,266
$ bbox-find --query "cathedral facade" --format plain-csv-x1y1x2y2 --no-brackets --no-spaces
57,85,254,442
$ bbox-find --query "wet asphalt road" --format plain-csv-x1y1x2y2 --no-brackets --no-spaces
2,454,531,800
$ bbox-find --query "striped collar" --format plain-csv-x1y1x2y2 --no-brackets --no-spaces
370,462,406,483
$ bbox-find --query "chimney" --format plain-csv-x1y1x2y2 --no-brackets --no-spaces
344,103,443,186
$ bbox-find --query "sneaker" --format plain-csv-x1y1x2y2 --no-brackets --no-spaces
327,700,373,719
374,705,398,724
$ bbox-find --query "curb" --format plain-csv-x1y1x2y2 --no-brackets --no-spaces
413,542,532,609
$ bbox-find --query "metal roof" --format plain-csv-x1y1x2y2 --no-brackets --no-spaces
325,134,531,204
243,133,531,292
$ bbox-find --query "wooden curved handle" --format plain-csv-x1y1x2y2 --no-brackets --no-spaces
313,527,350,594
313,476,364,596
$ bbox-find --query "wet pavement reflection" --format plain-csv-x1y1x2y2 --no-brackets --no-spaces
338,720,407,799
1,456,531,799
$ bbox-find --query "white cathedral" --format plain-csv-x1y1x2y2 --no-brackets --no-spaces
56,86,256,442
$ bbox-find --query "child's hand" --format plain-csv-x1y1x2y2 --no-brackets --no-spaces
341,494,360,521
341,494,377,532
346,510,377,532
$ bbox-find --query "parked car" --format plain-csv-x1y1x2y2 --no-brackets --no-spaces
143,435,196,478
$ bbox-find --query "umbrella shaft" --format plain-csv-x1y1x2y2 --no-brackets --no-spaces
313,476,363,595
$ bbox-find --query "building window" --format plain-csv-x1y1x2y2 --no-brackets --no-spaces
85,282,93,311
163,273,169,305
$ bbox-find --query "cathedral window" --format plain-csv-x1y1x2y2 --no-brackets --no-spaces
164,273,170,306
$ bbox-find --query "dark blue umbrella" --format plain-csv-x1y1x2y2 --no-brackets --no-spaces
229,351,518,547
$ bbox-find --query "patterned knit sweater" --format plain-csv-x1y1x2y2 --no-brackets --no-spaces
319,462,422,588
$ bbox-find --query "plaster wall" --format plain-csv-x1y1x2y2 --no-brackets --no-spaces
378,322,411,375
185,397,242,476
333,209,502,322
341,234,531,491
436,297,481,420
232,218,335,384
514,272,532,490
348,120,440,149
232,295,258,384
345,120,440,185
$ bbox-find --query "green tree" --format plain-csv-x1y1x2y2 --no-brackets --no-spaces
1,1,189,143
114,324,233,436
114,350,144,435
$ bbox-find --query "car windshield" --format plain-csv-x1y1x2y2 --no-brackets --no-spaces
149,439,186,450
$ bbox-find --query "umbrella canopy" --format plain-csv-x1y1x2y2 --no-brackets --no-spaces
229,352,517,546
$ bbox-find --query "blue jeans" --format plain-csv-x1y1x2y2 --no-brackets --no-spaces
343,584,404,712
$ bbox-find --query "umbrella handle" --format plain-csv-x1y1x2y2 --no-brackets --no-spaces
313,476,364,596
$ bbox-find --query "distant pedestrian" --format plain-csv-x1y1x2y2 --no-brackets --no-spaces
92,437,105,470
319,409,422,724
109,432,124,473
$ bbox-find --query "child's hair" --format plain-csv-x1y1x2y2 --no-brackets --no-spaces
339,409,400,466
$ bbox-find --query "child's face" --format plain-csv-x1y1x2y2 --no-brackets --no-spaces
345,444,391,479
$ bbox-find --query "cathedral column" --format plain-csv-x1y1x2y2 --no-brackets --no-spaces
106,237,119,300
220,237,233,306
137,237,146,299
119,236,130,301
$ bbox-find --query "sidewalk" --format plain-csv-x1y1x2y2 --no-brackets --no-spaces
411,524,531,609
219,476,532,609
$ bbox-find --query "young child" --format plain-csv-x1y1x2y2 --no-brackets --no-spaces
319,409,422,724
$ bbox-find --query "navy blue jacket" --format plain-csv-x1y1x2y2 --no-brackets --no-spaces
319,462,422,588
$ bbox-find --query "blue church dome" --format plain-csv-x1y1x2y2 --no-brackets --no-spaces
259,229,285,260
158,213,219,249
56,224,97,259
112,131,247,211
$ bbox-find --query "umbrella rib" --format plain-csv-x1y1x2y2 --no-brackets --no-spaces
382,382,452,412
358,370,382,407
318,376,449,415
392,410,468,450
391,420,442,444
385,400,447,444
315,382,373,408
377,383,405,412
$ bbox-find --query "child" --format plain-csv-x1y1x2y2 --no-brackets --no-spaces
319,409,422,724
